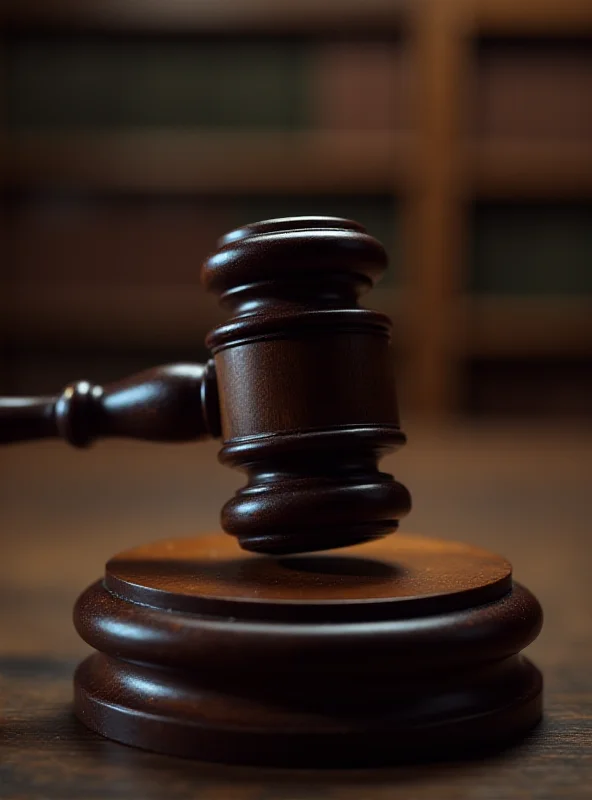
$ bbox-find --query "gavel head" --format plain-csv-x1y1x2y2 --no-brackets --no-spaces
202,216,411,555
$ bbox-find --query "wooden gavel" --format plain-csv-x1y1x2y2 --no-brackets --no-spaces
1,217,544,766
0,217,411,555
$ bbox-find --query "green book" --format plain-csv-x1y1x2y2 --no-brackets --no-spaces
7,37,312,130
471,203,592,295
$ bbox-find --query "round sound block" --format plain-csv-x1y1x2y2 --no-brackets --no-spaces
73,533,543,766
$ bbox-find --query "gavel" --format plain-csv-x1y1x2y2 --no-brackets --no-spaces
0,216,543,766
0,216,411,555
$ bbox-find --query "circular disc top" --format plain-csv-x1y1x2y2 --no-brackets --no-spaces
201,217,388,298
105,534,512,622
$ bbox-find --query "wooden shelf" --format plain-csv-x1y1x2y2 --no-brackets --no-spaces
0,284,225,348
461,296,592,357
3,0,592,415
4,130,410,194
5,0,592,36
8,132,592,198
7,0,592,36
471,0,592,34
467,140,592,198
0,0,408,33
0,283,402,346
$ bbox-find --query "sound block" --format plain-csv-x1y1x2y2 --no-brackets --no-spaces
73,534,543,767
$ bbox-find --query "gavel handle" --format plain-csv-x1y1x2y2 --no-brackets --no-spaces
0,361,220,447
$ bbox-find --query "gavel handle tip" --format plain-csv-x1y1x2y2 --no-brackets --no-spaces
0,361,221,447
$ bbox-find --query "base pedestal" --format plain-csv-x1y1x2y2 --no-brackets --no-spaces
73,533,543,766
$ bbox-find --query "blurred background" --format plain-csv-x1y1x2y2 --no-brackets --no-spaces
0,9,591,786
1,0,591,420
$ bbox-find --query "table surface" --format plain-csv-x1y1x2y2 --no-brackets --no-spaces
1,423,591,799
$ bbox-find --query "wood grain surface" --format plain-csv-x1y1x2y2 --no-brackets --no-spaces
1,423,591,798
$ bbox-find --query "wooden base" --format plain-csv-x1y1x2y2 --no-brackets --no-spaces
73,533,543,766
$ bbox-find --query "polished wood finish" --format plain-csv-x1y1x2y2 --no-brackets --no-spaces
2,426,585,794
0,215,542,765
103,533,513,613
0,362,220,446
201,217,410,554
72,532,542,766
0,216,411,555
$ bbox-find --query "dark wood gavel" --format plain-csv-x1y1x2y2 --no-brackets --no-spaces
1,216,544,766
0,216,411,555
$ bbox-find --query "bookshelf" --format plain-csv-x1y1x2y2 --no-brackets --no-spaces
5,131,410,193
468,141,592,197
0,1,409,33
2,0,591,417
463,296,592,358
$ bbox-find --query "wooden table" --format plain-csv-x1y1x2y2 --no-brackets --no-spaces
1,424,591,799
